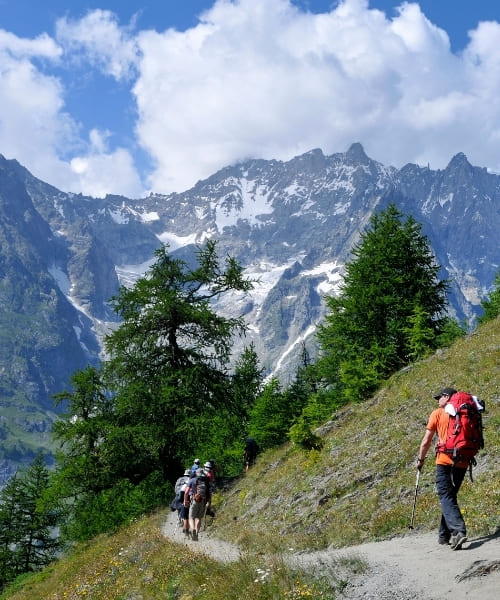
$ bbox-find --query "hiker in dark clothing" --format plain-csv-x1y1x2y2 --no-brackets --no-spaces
244,437,259,472
417,387,468,550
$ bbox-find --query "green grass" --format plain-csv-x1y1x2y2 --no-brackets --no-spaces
209,315,500,551
1,316,499,599
0,511,346,600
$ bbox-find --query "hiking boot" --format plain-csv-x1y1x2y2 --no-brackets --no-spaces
438,536,450,545
450,533,467,550
191,530,198,541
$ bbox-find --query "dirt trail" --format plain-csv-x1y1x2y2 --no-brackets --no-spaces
162,512,500,599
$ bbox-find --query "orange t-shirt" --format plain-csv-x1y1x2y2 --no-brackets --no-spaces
426,407,469,467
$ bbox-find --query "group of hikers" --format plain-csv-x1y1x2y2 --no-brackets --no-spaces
171,458,216,541
170,438,260,541
171,390,484,551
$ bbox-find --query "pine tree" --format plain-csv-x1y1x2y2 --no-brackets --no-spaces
51,241,254,538
0,454,59,588
316,203,449,400
102,241,253,480
478,268,500,324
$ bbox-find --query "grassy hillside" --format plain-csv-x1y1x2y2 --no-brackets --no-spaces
211,315,499,551
1,317,499,600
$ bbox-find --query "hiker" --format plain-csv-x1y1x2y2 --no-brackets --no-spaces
208,458,218,481
180,477,191,536
173,469,191,527
186,468,211,540
416,387,468,550
244,437,259,472
189,458,201,476
175,469,190,494
204,461,215,488
204,461,216,517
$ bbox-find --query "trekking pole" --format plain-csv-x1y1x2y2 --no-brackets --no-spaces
408,468,421,529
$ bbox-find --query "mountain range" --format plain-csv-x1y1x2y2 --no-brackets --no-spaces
1,142,499,483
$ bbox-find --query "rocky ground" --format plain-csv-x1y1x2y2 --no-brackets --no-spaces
163,511,500,599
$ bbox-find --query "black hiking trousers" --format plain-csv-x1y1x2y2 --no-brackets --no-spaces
435,464,467,541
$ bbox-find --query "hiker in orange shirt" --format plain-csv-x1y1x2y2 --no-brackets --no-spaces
417,387,468,550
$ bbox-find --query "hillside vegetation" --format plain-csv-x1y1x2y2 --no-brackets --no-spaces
210,315,499,552
1,316,499,600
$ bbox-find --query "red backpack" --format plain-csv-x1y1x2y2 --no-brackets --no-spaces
436,391,485,471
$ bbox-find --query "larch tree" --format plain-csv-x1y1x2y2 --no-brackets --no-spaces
316,203,449,401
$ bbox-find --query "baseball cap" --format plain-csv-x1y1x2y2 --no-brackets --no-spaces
433,387,457,400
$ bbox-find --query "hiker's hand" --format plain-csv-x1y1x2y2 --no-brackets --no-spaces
416,457,425,471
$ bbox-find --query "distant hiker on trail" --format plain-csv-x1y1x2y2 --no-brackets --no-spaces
189,458,201,476
416,387,484,551
172,469,191,527
204,461,216,517
175,469,190,495
180,477,191,536
186,468,211,541
204,461,215,487
208,458,218,480
244,438,259,472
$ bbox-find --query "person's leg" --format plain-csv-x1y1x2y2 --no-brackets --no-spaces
436,465,467,548
438,514,451,544
188,504,196,536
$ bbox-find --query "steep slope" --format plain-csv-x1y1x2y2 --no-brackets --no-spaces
209,315,500,552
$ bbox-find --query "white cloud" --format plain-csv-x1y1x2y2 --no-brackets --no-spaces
55,9,139,81
69,129,143,198
0,29,78,182
129,0,500,193
2,0,500,198
0,18,143,198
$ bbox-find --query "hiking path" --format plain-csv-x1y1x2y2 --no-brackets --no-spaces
162,511,500,599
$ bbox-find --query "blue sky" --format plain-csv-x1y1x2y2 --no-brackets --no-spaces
0,0,499,197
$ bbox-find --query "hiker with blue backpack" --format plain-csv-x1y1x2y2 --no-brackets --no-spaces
189,458,201,476
416,387,484,550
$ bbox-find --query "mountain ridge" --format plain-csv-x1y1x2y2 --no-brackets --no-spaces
1,143,499,482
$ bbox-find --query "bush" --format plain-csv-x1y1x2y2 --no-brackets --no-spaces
64,472,171,541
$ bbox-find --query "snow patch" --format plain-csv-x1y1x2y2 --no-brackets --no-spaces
303,261,344,296
157,231,198,250
273,324,316,374
211,179,274,230
115,258,156,287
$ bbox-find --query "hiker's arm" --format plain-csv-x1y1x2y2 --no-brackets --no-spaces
417,429,434,469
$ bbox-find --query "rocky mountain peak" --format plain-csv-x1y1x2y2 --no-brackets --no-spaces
345,142,370,165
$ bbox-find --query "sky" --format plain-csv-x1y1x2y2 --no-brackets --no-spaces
1,0,500,198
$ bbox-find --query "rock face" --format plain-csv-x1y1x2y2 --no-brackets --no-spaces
1,144,499,481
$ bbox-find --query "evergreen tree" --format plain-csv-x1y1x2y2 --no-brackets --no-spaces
248,378,286,450
316,204,449,400
191,344,265,476
102,240,254,480
0,454,59,589
50,241,254,539
0,473,21,588
478,268,500,324
52,366,112,496
231,342,265,424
